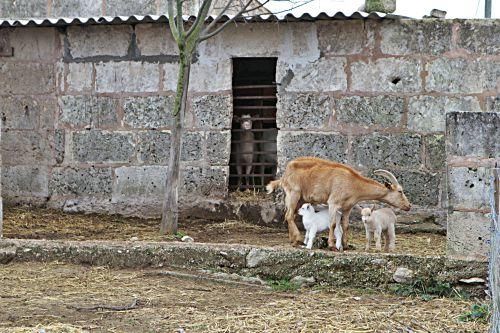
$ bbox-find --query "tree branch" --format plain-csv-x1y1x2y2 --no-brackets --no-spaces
200,0,269,41
176,0,185,37
202,0,236,35
167,0,180,42
186,0,213,39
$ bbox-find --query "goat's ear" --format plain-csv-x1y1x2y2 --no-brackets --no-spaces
384,182,392,190
369,204,375,211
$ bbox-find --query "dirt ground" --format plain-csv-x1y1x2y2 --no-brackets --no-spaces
0,262,489,333
2,206,446,256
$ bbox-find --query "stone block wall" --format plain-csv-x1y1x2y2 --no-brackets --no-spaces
446,112,500,260
0,18,499,221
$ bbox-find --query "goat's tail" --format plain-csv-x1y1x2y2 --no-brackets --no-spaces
266,179,282,194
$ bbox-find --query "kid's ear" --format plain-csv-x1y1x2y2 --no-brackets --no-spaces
369,204,375,211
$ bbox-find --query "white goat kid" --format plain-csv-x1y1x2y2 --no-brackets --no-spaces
360,205,396,252
298,203,343,250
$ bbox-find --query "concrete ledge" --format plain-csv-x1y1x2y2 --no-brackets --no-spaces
0,239,486,292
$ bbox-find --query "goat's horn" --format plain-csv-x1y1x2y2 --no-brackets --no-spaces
373,169,400,186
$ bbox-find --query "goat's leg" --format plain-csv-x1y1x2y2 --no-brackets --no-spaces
387,224,396,252
236,165,243,186
334,222,343,251
374,227,382,251
306,226,317,250
285,190,303,246
327,203,341,250
245,164,252,187
340,208,352,250
303,228,310,247
365,228,372,251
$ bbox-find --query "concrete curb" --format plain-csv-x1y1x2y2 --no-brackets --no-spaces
0,238,487,291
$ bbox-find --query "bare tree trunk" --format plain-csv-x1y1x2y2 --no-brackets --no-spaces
0,118,2,238
490,168,499,333
160,54,192,234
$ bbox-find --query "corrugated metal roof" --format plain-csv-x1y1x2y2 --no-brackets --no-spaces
0,11,403,28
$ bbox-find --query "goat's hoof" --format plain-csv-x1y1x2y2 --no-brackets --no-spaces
292,241,305,248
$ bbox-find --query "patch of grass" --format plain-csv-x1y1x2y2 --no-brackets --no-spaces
459,304,491,323
267,279,301,292
390,278,469,301
174,231,186,239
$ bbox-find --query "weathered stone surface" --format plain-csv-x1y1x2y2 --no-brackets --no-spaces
408,96,481,132
0,96,56,130
278,57,347,92
112,166,167,202
427,58,499,93
447,211,490,260
55,129,65,164
277,132,348,168
317,20,364,55
67,25,132,59
49,167,112,196
186,60,232,92
123,96,173,129
386,170,440,207
364,0,396,13
217,23,280,57
95,61,159,93
182,131,203,161
283,23,320,60
277,93,332,129
180,166,228,197
486,96,500,112
162,62,179,92
334,96,404,128
1,130,53,165
446,112,500,158
352,133,422,169
136,130,170,165
459,20,500,55
8,27,57,61
448,167,491,211
351,58,421,93
105,0,156,16
1,165,48,198
191,95,232,129
424,135,445,171
0,0,46,18
51,0,102,17
206,131,231,165
2,238,489,292
59,96,118,129
135,23,178,56
66,63,93,92
72,131,135,163
246,248,270,268
393,267,414,284
380,20,452,55
0,63,54,94
290,275,316,287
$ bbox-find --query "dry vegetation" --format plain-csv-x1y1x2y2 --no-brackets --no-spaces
0,262,489,333
3,206,446,256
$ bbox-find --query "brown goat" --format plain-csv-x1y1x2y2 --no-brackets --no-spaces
266,157,411,249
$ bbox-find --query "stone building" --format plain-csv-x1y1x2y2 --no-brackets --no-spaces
0,6,498,250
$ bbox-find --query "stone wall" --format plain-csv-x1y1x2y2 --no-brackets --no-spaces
0,18,499,221
446,112,500,260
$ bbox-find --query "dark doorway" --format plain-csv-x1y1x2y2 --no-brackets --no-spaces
229,58,278,191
